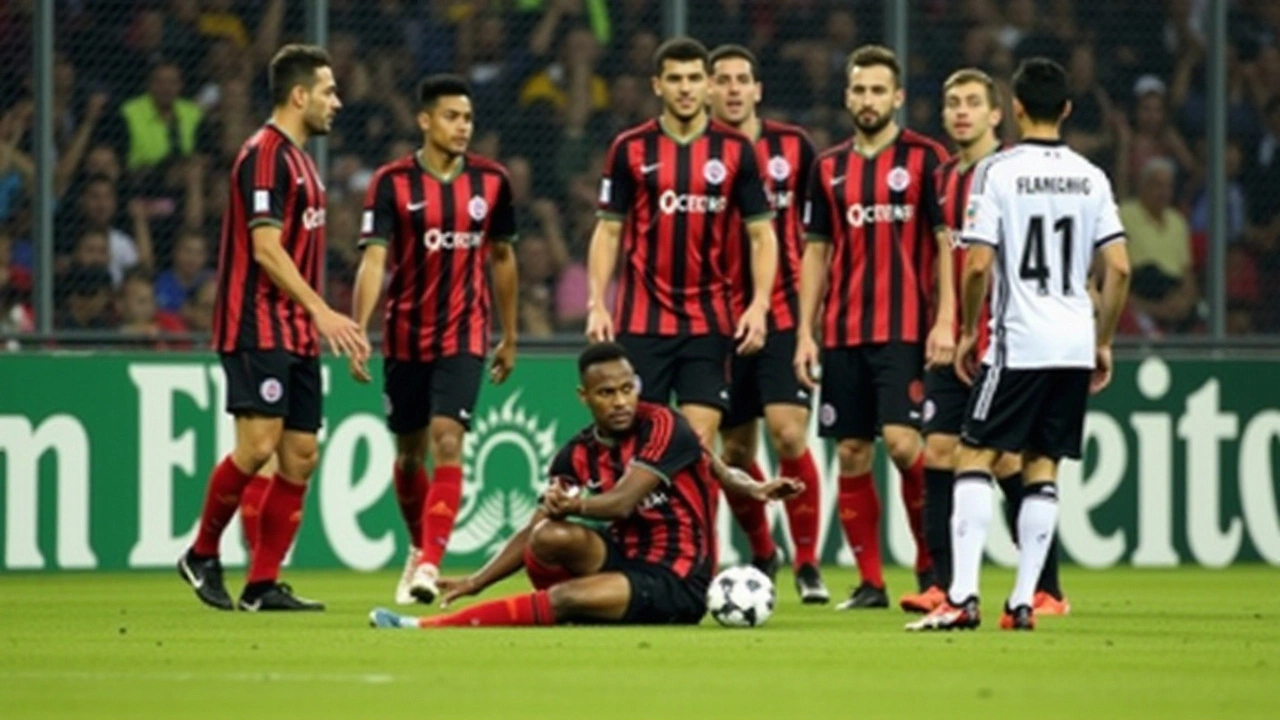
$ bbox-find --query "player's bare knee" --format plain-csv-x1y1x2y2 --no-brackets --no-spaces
720,436,754,469
924,434,958,470
429,424,465,464
529,519,579,565
882,427,921,467
768,423,807,459
237,435,279,470
279,440,319,481
993,452,1022,479
836,440,872,475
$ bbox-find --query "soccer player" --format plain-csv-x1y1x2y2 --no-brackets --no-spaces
368,342,801,629
706,44,828,602
795,45,953,609
178,45,368,611
585,37,778,453
907,57,1130,632
349,75,519,606
904,68,1070,615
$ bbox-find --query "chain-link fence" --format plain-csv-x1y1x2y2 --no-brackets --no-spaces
0,0,1269,348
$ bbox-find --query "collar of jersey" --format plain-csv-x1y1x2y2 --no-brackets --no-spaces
658,115,708,146
266,121,303,149
1020,137,1066,147
851,128,901,159
415,150,465,183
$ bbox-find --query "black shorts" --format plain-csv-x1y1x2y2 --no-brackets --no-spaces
617,333,732,412
723,329,812,429
960,366,1091,460
816,342,924,440
383,354,485,434
923,366,970,437
220,350,322,432
596,530,708,625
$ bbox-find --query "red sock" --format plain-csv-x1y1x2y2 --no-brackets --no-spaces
192,456,254,557
727,461,776,560
781,451,821,567
247,476,307,584
420,590,555,627
523,545,573,589
238,474,271,551
394,465,429,549
837,473,883,588
418,465,463,566
897,453,932,574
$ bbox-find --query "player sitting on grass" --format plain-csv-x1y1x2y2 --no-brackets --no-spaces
370,342,801,628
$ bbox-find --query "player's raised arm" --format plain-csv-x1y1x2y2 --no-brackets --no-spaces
488,175,520,384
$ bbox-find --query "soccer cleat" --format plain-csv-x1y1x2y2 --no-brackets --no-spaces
915,569,936,593
369,607,419,629
751,548,783,583
394,546,423,605
1000,603,1035,630
1033,591,1072,616
834,582,890,610
794,564,830,604
238,582,325,612
899,585,947,614
177,550,234,611
408,562,440,604
904,595,981,631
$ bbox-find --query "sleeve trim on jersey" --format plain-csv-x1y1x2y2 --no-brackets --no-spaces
491,234,518,244
248,218,283,230
1093,231,1126,249
629,459,673,485
934,224,950,234
962,235,998,247
358,236,388,247
804,232,833,243
743,211,777,224
596,210,626,221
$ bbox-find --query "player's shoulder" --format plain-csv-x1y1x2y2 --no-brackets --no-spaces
636,401,693,434
370,154,418,184
465,153,509,179
936,154,963,176
815,138,855,166
971,143,1031,189
761,119,816,147
709,118,755,146
898,128,949,156
610,118,660,148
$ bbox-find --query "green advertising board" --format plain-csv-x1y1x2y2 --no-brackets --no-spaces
1,353,1278,572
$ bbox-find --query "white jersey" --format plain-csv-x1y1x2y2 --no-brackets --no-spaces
961,140,1125,369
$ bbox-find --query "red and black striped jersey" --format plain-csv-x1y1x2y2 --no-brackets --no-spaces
804,128,948,348
598,118,773,337
549,402,716,585
935,148,1002,353
213,123,326,356
359,152,516,362
724,120,815,331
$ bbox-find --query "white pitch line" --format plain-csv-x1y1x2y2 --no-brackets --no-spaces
0,670,397,684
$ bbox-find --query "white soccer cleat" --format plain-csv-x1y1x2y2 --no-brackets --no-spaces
408,562,440,605
369,607,418,629
394,547,422,605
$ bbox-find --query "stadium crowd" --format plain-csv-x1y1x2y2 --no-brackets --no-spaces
1,0,1278,342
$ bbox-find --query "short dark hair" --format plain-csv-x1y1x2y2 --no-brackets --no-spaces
944,67,1001,109
578,342,630,378
418,74,472,110
269,44,332,107
845,44,901,86
1012,57,1070,124
653,37,709,76
709,44,759,79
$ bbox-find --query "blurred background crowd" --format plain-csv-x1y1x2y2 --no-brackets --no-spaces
0,0,1275,346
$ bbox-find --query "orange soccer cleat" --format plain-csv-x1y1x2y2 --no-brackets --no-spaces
899,585,947,614
1033,591,1072,616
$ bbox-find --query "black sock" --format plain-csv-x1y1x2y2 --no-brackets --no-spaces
997,472,1024,544
924,467,953,589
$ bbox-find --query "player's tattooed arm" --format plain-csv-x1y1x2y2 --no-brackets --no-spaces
707,451,804,503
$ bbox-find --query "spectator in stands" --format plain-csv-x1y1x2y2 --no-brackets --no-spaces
456,12,532,123
183,277,217,335
520,25,609,114
0,231,33,340
1114,75,1197,198
119,60,203,172
1121,157,1201,335
56,264,114,331
69,177,153,285
1186,138,1247,244
0,97,33,228
1065,43,1116,166
517,233,559,338
155,229,209,313
117,268,187,340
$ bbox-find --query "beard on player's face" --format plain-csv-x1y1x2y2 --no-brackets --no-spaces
854,110,892,135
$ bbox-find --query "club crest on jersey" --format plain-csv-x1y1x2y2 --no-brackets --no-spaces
887,166,911,192
703,159,727,185
260,378,283,404
819,402,837,427
468,196,489,222
768,155,791,181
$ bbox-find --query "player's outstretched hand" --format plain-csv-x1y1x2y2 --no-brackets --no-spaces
586,306,614,343
348,355,372,384
316,307,370,360
490,339,516,384
926,321,957,370
735,305,767,355
1091,345,1113,394
793,333,821,389
754,476,804,502
437,575,482,609
954,331,980,386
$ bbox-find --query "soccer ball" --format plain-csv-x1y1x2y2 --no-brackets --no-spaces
706,565,775,628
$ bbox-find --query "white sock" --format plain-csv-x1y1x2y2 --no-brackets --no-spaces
948,471,994,604
1009,483,1060,609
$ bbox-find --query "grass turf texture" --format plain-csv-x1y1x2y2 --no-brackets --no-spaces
2,566,1276,720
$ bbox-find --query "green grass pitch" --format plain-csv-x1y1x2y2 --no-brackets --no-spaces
3,565,1276,719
